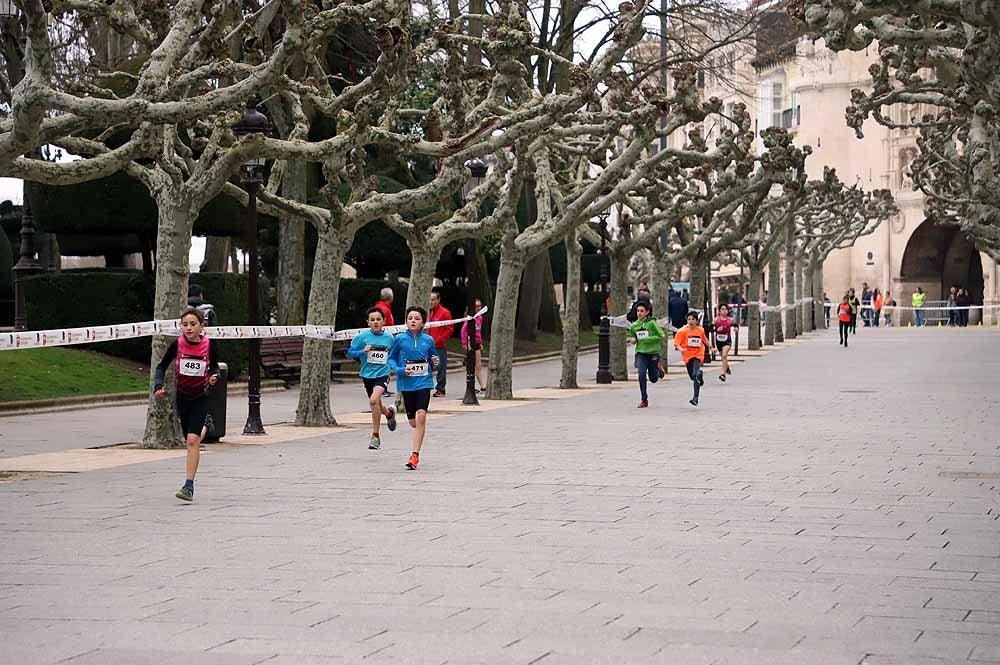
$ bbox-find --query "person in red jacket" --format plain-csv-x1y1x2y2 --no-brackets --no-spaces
428,288,454,396
373,287,395,327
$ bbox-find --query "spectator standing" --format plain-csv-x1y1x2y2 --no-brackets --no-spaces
460,299,487,392
668,290,688,329
374,287,395,327
823,292,831,326
847,288,861,334
861,283,872,327
872,289,883,328
626,287,653,323
956,288,972,327
187,284,218,327
912,287,927,326
428,288,453,397
883,292,895,327
947,286,958,326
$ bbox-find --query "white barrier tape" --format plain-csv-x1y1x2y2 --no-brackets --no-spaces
855,304,1000,311
0,308,488,352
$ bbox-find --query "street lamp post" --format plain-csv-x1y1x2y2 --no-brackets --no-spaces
12,197,40,331
596,212,612,384
462,159,487,406
232,103,270,435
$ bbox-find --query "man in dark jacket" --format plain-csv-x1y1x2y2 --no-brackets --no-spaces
626,287,653,323
668,290,688,329
188,284,218,327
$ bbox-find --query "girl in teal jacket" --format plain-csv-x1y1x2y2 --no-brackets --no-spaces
388,306,440,469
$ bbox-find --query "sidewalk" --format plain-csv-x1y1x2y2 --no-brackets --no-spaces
2,328,999,664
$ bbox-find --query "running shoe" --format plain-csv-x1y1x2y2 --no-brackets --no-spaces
689,398,699,407
637,400,648,408
433,390,445,398
719,374,726,382
385,404,397,432
175,485,194,502
657,363,665,379
369,434,381,450
406,452,419,470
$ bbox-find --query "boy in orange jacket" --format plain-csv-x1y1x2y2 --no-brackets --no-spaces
674,312,710,406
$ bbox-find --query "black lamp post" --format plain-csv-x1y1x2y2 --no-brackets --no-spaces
13,196,40,331
462,158,487,406
232,103,270,435
596,211,612,384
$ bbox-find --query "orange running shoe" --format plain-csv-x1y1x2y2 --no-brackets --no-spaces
406,452,419,470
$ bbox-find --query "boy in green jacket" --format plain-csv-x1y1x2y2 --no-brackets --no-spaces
627,301,666,408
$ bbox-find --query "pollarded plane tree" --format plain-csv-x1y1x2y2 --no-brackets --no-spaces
796,0,1000,260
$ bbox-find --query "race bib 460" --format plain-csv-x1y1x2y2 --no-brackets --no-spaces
367,349,388,365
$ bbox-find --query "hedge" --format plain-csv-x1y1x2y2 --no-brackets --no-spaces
23,271,252,376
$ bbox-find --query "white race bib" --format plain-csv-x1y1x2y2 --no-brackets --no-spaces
635,329,649,340
406,361,429,376
179,359,207,377
688,337,702,348
367,349,388,365
716,334,728,342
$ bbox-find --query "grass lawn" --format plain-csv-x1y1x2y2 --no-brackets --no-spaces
0,347,149,402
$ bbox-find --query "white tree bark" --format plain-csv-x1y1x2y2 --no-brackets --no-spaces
812,259,825,330
485,254,525,400
277,160,306,326
560,228,582,389
784,225,797,339
747,261,763,350
405,240,443,310
609,247,629,381
766,255,782,344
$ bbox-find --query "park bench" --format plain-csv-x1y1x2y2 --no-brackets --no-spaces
260,336,352,383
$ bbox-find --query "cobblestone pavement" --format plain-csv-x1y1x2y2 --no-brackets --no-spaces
1,327,999,664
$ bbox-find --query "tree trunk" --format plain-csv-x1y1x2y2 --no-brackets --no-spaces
609,248,629,380
793,257,804,335
467,238,494,315
295,230,349,426
485,252,525,400
578,278,592,331
799,261,811,332
651,249,672,358
276,160,306,325
689,249,708,321
405,240,443,309
560,230,582,389
748,261,763,350
515,252,546,341
766,255,783,344
142,196,195,449
538,252,561,334
812,260,825,330
784,227,797,339
200,236,230,273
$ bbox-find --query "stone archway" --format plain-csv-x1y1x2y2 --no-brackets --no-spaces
899,219,985,323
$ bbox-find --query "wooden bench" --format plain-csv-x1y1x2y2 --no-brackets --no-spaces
260,336,352,383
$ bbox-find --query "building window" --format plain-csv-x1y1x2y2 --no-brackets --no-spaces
771,81,784,128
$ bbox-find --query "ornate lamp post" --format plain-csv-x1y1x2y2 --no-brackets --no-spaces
13,197,40,331
461,158,487,406
596,211,612,384
231,103,270,435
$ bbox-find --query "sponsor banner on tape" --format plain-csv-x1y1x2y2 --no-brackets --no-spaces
0,308,488,352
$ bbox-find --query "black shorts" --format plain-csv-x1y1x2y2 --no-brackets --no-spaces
716,340,731,352
402,388,431,420
176,396,209,438
363,376,390,397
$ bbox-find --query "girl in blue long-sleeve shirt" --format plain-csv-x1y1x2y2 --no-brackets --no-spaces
388,306,440,469
346,307,398,450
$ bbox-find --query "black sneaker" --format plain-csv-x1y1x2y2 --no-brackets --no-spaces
726,367,731,375
719,374,726,382
689,398,699,407
657,363,665,379
175,485,194,502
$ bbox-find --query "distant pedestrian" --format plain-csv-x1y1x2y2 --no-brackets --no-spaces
628,302,666,408
872,289,883,328
861,282,872,327
187,284,218,327
668,290,688,329
912,287,926,326
947,286,958,326
837,295,852,347
823,292,831,326
883,292,895,326
374,287,395,327
428,288,453,397
460,299,487,392
957,288,972,327
346,307,398,451
674,312,709,407
626,287,653,323
154,308,221,502
848,288,860,334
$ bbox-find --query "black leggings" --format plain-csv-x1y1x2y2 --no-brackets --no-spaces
839,321,850,344
685,358,703,400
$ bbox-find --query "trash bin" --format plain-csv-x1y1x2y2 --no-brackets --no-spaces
203,362,227,443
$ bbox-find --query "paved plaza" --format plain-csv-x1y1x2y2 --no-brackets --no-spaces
1,327,999,664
